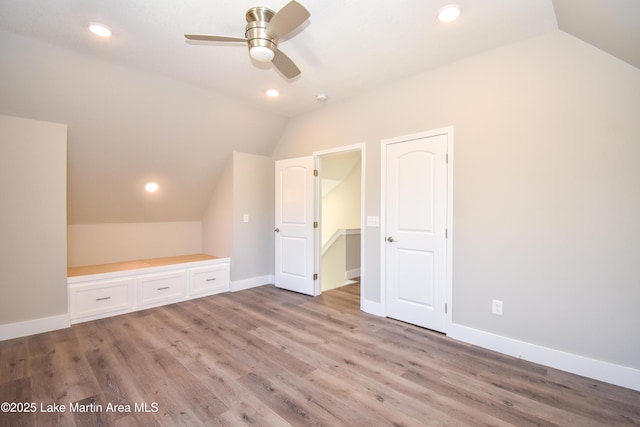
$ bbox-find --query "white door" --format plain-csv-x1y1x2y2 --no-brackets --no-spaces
384,133,448,332
275,156,316,295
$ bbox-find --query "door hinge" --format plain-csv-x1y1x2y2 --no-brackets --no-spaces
313,273,318,280
314,169,318,176
445,154,449,164
445,228,448,238
313,221,318,228
445,303,448,314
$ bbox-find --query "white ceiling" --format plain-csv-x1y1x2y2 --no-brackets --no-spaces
0,0,637,224
0,0,561,118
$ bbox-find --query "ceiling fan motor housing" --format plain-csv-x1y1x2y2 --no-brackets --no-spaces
245,7,277,54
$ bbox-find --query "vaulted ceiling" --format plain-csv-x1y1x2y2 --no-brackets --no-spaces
0,0,637,224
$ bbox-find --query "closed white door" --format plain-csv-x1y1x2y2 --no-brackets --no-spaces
384,133,448,332
275,156,316,295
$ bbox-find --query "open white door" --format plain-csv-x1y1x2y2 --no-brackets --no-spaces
383,132,449,332
275,156,316,295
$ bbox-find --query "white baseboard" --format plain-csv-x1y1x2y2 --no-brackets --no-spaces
231,275,274,292
448,323,640,392
345,268,361,280
0,313,70,341
361,299,385,317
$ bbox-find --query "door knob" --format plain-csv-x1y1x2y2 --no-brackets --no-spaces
274,228,280,232
386,236,394,242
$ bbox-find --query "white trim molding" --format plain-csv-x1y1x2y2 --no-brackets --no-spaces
322,228,361,255
448,323,640,392
231,275,274,292
0,313,70,341
361,299,385,317
313,142,367,309
345,268,361,280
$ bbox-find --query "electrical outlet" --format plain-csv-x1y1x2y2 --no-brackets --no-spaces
492,299,503,316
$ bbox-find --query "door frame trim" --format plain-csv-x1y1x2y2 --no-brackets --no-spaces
380,126,454,332
313,143,366,303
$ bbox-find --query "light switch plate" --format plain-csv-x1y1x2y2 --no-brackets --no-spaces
492,299,503,316
366,216,380,227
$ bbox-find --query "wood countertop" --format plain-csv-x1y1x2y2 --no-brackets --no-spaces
67,254,218,277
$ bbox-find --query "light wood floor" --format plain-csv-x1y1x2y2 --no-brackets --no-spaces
1,284,639,426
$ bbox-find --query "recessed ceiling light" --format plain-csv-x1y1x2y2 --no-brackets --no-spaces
266,89,280,97
89,22,112,38
144,182,159,193
437,5,461,23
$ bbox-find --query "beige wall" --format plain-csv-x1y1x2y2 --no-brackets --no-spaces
345,232,361,275
68,151,275,276
231,152,275,281
0,29,287,225
321,153,362,245
202,159,234,258
67,222,203,266
271,31,640,370
321,151,362,291
321,235,346,291
0,114,67,324
203,152,274,282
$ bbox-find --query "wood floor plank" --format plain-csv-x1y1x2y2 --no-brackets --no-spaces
0,377,36,427
151,347,229,422
236,371,331,427
70,395,110,427
83,347,147,425
194,295,272,332
1,283,638,426
250,324,506,426
163,339,247,406
306,366,482,426
251,321,419,426
104,322,217,425
218,399,292,427
307,333,511,425
0,338,29,381
29,339,98,405
264,368,397,427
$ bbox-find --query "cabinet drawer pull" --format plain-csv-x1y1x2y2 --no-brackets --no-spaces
206,278,217,281
96,296,111,301
157,286,170,291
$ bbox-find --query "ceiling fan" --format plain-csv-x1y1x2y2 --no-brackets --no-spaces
185,1,310,79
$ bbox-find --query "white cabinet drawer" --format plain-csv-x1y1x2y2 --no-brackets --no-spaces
189,264,230,296
69,278,134,320
137,270,186,308
68,257,231,323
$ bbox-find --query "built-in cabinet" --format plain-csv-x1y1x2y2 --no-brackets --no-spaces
69,277,135,322
68,255,230,324
189,264,230,296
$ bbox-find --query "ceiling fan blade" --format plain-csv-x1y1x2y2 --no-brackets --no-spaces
184,34,247,43
266,1,310,39
272,49,301,79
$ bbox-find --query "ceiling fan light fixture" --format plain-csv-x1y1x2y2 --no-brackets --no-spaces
249,46,275,62
88,22,112,38
437,5,461,23
184,1,309,78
